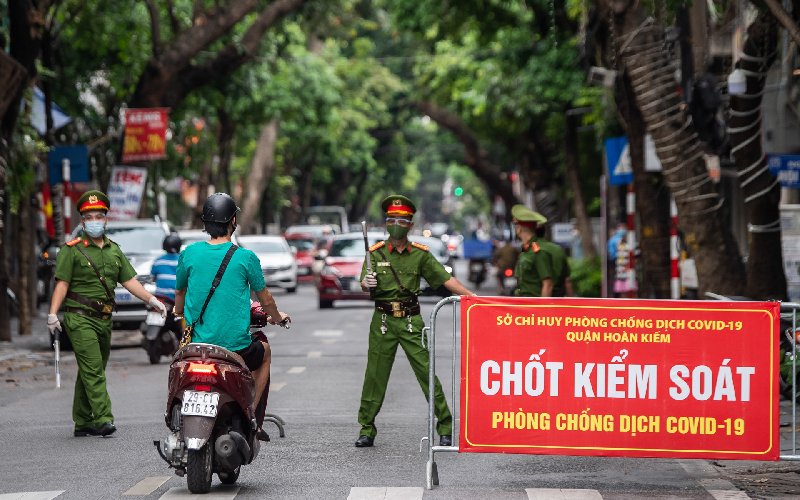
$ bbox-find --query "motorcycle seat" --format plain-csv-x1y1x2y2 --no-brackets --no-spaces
173,343,250,372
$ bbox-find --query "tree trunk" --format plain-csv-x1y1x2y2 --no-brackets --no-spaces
729,13,786,300
414,101,521,213
239,120,280,235
216,108,235,195
12,200,33,335
192,160,214,229
565,110,598,258
604,0,746,296
619,75,673,298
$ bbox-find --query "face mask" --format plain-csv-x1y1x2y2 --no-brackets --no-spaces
84,221,106,238
387,225,410,240
617,229,627,237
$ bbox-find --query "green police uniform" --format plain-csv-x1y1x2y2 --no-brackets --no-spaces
356,195,453,440
531,212,571,297
54,191,137,430
512,205,554,297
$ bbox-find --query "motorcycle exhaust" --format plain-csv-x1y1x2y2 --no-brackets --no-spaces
214,432,251,470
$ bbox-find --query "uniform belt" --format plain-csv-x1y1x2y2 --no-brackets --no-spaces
65,307,111,320
375,298,420,318
67,292,114,314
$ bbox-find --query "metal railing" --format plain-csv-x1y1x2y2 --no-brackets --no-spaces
780,301,800,461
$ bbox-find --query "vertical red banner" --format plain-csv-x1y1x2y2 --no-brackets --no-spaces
460,297,779,460
122,108,169,162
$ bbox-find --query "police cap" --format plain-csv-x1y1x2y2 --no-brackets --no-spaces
381,195,416,217
77,190,110,213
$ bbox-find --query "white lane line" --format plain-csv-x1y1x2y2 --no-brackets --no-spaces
314,330,343,337
158,486,239,499
706,491,750,500
271,382,286,391
122,476,171,495
347,487,423,500
287,366,306,374
307,351,322,358
526,489,603,500
0,493,65,500
322,339,337,344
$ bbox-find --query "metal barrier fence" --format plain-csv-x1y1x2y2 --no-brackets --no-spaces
421,295,800,489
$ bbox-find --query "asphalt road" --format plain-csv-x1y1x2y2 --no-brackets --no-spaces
0,261,797,499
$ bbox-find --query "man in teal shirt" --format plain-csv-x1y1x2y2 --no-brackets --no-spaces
174,193,290,440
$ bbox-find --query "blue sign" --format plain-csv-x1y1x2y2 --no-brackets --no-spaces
768,154,800,188
604,136,633,186
48,145,89,184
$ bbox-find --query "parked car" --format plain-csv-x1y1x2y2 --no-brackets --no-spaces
285,224,340,238
317,232,384,309
284,232,318,282
237,235,298,293
177,229,239,250
408,235,455,297
70,219,173,329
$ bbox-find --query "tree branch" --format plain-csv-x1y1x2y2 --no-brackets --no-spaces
762,0,800,49
50,0,87,39
165,0,181,36
143,0,161,58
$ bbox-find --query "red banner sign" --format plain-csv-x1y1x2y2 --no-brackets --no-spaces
460,297,779,460
122,108,169,162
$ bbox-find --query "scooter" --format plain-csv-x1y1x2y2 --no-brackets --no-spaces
141,294,181,364
154,301,288,493
501,267,517,296
468,258,488,289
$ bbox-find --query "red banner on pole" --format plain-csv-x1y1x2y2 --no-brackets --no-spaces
122,108,169,162
460,297,779,460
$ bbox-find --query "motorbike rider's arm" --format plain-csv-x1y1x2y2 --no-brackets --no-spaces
173,287,187,317
255,286,290,325
565,277,574,297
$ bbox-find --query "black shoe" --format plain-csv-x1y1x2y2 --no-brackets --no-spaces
355,435,374,447
98,421,116,437
256,427,270,442
74,425,100,437
439,434,452,447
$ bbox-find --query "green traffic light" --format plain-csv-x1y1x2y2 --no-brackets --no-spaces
454,187,463,196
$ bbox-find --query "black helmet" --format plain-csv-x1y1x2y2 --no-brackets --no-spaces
201,193,240,223
163,233,182,254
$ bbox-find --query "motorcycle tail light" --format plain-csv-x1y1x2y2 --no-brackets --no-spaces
504,268,513,277
195,385,211,391
187,362,217,375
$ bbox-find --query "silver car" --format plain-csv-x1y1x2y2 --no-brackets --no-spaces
177,229,239,250
237,235,298,293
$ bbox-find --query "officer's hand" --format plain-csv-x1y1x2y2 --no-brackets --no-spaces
148,296,168,318
362,272,378,289
47,314,62,335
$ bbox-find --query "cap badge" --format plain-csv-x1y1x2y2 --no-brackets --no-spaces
88,195,98,204
392,199,402,206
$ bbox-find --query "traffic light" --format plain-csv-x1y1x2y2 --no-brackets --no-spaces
454,187,463,196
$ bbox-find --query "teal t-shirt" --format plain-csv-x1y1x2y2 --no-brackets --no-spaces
176,242,266,351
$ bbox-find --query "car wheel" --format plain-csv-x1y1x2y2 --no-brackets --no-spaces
319,299,333,309
287,286,297,293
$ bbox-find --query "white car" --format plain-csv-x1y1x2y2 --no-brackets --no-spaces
177,229,239,250
70,219,173,328
237,235,298,293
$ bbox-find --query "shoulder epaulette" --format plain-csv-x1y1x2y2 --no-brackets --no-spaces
532,242,541,253
66,237,82,247
411,242,429,251
369,241,386,252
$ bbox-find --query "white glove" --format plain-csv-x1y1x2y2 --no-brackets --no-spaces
362,272,378,289
149,296,168,318
47,314,62,335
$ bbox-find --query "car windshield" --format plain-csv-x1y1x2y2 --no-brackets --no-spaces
242,240,286,253
330,238,381,257
105,227,166,255
287,239,315,252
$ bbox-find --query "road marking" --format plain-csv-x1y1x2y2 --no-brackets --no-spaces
526,489,603,500
0,493,65,500
706,491,750,499
157,486,239,499
347,487,423,500
314,330,343,337
679,461,749,499
122,476,171,495
344,323,357,328
307,351,322,358
287,366,306,374
271,382,286,391
322,339,337,344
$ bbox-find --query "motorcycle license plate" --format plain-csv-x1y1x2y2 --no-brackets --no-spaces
504,277,517,288
182,390,220,417
146,310,166,326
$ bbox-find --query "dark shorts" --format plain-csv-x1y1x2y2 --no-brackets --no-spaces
234,340,266,372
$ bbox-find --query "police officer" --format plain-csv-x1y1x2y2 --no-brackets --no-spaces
356,195,475,448
47,190,167,437
532,212,573,297
511,205,554,297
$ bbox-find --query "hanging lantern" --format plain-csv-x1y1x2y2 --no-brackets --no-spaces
727,68,747,96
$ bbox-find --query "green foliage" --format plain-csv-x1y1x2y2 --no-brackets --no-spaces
9,91,47,214
570,256,602,297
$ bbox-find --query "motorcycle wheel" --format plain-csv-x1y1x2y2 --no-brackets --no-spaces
148,341,161,364
218,466,240,485
187,442,213,493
